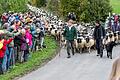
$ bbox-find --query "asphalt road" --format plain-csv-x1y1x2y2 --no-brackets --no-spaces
18,45,120,80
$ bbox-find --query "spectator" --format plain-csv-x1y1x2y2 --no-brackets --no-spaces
0,33,13,74
109,57,120,80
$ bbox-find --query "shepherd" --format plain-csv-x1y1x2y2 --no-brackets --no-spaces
63,19,77,58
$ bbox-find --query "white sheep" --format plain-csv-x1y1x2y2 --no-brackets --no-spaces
109,32,115,42
114,31,119,44
105,33,111,45
84,36,95,53
75,37,86,53
118,32,120,43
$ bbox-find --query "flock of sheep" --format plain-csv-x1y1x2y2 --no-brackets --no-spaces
27,4,120,59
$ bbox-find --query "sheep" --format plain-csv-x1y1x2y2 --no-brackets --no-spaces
55,29,61,41
114,31,119,44
105,32,116,59
109,31,115,42
48,24,56,34
75,35,86,53
50,28,62,41
105,41,116,59
104,33,111,45
118,31,120,43
51,29,57,36
60,30,66,48
104,33,111,50
84,36,95,53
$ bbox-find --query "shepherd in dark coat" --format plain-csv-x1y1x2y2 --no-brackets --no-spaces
93,20,106,57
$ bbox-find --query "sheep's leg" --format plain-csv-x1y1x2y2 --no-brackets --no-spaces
93,45,96,50
77,48,79,53
88,47,91,54
80,48,82,54
36,46,39,51
64,43,66,48
75,47,77,53
55,35,57,40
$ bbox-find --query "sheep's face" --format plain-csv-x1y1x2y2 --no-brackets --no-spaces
55,30,58,33
50,28,52,31
46,28,48,31
86,37,90,43
78,34,81,37
118,31,120,35
106,36,109,40
114,32,117,37
109,34,113,38
61,32,64,35
61,40,65,42
57,27,60,30
77,38,82,43
77,31,80,34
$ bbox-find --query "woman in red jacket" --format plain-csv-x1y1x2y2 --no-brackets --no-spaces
0,34,13,74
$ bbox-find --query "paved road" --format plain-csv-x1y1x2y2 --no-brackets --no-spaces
18,45,120,80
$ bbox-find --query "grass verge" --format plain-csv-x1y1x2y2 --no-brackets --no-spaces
0,36,58,80
110,0,120,14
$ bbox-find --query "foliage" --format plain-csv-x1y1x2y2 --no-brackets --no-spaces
59,0,81,21
110,0,120,14
0,0,28,14
46,0,60,16
35,0,46,8
0,36,58,80
29,0,46,8
59,0,112,22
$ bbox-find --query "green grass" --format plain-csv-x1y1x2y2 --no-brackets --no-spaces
110,0,120,14
0,36,58,80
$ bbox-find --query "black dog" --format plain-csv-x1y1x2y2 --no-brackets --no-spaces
105,41,116,59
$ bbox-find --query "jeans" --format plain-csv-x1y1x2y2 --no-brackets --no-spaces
96,39,103,55
14,46,20,62
2,54,7,72
66,40,74,56
32,38,37,51
24,50,29,62
0,58,3,74
40,37,44,48
7,47,15,69
19,51,24,62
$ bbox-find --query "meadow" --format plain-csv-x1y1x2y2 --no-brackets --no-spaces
110,0,120,14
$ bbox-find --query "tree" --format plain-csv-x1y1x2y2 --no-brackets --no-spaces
59,0,112,22
60,0,81,21
46,0,60,16
0,0,29,14
30,0,37,6
36,0,46,8
86,0,112,22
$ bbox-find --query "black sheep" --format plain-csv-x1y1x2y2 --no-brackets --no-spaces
105,41,116,59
